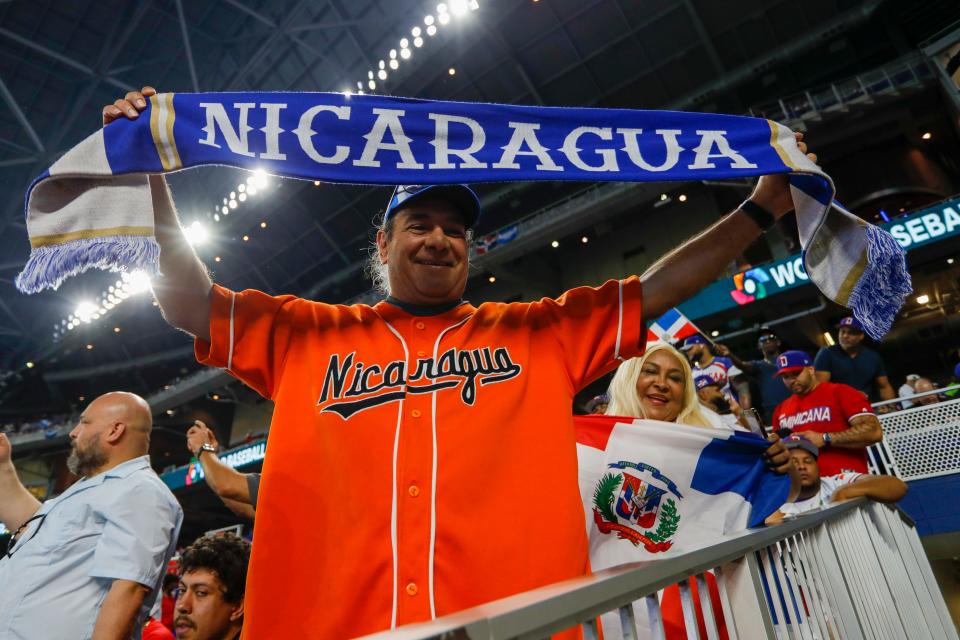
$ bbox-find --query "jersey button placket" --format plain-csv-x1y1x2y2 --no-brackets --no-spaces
405,582,418,596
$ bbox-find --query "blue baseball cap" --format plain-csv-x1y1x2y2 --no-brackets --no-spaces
838,316,864,332
783,435,819,458
774,350,813,377
384,184,481,228
681,334,709,350
694,374,719,391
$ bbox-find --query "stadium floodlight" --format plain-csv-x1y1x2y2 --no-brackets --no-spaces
228,200,238,209
75,301,97,323
122,270,153,294
438,12,450,24
402,47,413,58
239,193,247,202
379,60,385,69
238,183,245,193
184,220,209,246
368,71,374,80
425,15,434,25
450,0,468,15
469,0,479,9
390,49,397,59
252,169,268,188
412,26,421,37
437,3,447,13
389,59,399,70
378,69,387,80
221,206,228,214
427,25,437,36
368,80,376,90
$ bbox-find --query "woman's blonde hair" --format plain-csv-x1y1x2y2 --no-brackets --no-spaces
605,342,713,428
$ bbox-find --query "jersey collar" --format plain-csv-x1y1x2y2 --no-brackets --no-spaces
383,296,469,317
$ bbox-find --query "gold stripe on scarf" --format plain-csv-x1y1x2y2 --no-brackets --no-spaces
163,92,182,170
767,120,797,171
149,94,170,171
31,225,155,248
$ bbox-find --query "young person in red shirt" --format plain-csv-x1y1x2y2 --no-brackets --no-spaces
772,350,883,475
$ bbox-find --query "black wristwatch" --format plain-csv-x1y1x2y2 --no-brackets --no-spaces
197,443,217,457
739,199,777,232
822,433,832,446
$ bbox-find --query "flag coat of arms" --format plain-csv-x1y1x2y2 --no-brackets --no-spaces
575,415,790,638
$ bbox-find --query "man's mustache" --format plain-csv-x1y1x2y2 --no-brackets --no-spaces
175,615,197,629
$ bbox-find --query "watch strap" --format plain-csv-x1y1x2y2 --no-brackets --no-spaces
739,199,777,232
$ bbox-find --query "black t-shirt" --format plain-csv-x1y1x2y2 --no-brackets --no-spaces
814,345,886,400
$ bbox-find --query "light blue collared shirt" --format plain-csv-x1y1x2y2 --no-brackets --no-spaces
0,455,183,640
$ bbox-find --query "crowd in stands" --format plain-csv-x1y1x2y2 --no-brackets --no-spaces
0,413,73,438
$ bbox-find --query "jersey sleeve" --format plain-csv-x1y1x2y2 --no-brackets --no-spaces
771,401,784,431
194,284,307,399
531,276,644,391
835,383,874,421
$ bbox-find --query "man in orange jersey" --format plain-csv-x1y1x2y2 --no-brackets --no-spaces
104,86,801,638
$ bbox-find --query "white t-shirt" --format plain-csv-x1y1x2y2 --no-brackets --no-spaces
779,472,862,515
898,383,915,409
701,406,749,432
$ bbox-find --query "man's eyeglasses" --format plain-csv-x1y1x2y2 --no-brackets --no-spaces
758,335,778,343
4,513,46,559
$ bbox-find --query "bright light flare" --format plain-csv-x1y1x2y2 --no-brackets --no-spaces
184,220,209,246
121,269,152,294
75,301,97,323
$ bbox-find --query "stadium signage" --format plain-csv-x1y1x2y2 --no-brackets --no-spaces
197,101,761,174
160,440,266,491
679,198,960,319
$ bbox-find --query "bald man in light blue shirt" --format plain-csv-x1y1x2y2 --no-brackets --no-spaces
0,392,182,640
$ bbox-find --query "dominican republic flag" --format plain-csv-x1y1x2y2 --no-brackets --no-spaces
576,415,790,638
646,307,701,345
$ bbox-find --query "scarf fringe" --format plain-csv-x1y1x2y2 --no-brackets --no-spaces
848,224,912,340
15,236,160,294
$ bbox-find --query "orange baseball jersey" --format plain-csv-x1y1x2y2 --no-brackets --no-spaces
195,276,644,638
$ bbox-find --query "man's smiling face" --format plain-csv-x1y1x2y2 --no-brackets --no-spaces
378,197,470,306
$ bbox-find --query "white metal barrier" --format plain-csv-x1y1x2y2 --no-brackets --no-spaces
867,391,960,480
359,500,957,640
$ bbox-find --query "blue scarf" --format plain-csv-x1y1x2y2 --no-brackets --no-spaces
16,92,910,338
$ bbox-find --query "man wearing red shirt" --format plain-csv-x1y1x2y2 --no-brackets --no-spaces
772,350,883,475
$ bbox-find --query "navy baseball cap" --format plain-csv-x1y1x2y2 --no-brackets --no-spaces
384,184,481,228
774,350,813,377
694,374,719,391
783,435,819,458
681,335,709,350
838,316,864,332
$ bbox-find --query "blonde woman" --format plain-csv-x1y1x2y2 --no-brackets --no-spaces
606,342,725,428
601,342,792,639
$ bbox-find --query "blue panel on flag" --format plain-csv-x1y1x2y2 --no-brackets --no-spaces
690,432,790,528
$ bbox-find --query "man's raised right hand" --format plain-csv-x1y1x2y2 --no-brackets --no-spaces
103,86,156,126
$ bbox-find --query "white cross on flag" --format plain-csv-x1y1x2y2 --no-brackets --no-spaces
646,307,702,345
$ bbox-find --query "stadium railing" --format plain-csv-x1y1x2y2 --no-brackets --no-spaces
360,500,956,639
867,385,960,480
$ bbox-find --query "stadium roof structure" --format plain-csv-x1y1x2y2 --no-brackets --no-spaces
0,0,957,415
